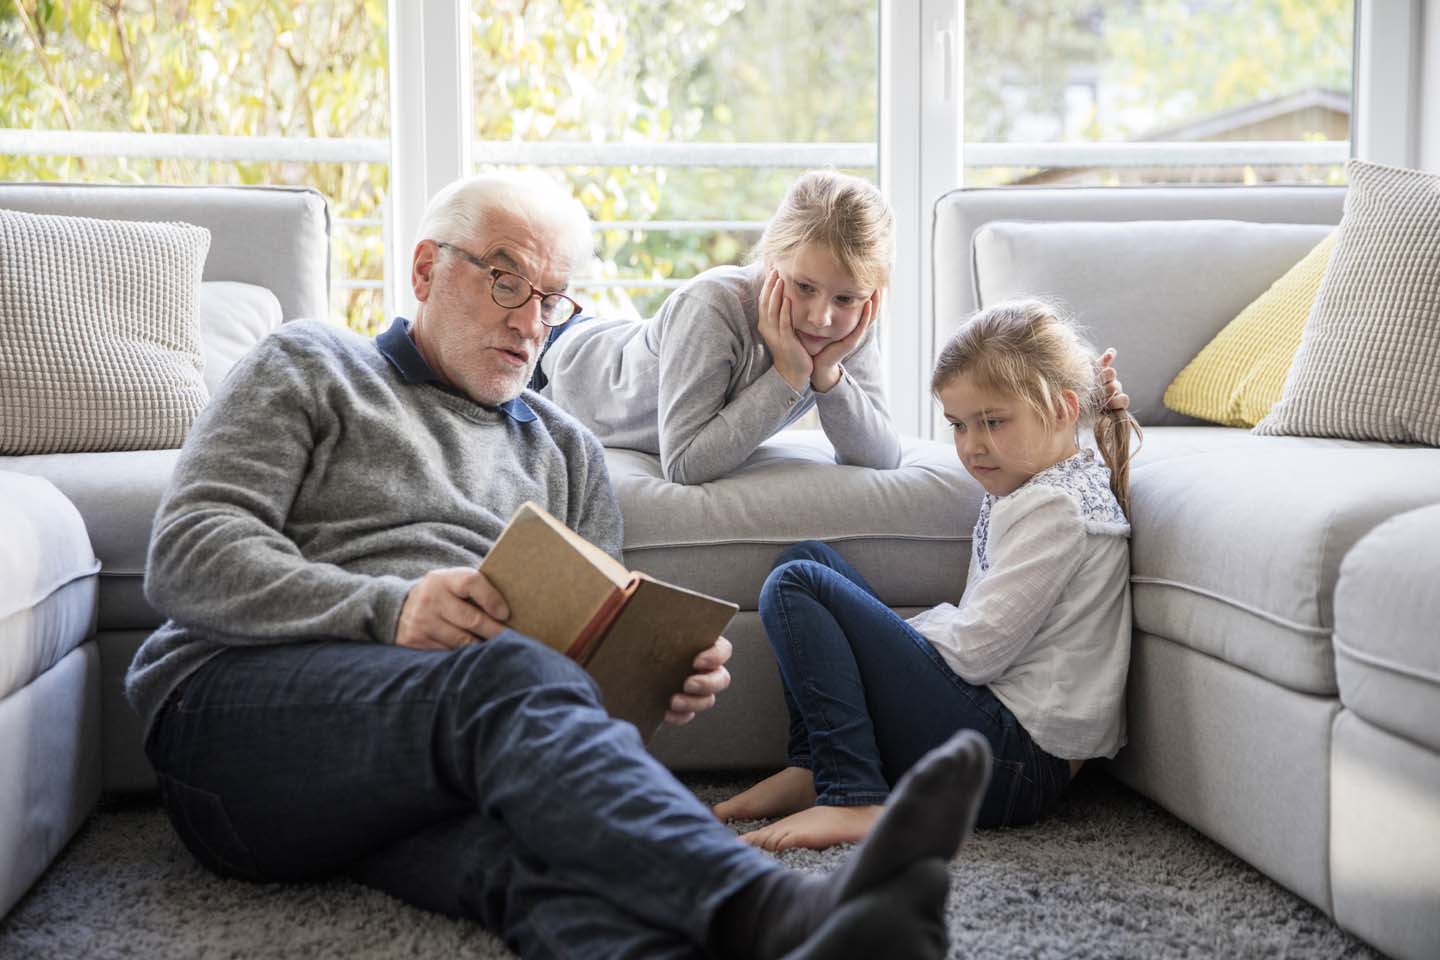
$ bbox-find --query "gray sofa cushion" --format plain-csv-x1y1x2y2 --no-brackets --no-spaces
1256,160,1440,446
1129,427,1440,695
0,450,179,631
970,220,1334,427
3,432,980,634
1334,503,1440,753
1329,710,1440,960
609,431,979,610
0,183,329,323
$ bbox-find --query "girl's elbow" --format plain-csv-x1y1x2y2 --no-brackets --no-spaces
951,652,1003,686
960,666,1001,687
661,446,722,485
836,445,902,471
661,457,701,485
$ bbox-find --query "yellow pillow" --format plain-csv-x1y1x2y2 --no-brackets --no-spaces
1163,230,1338,427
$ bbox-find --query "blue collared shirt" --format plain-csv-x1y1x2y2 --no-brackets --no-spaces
375,316,536,423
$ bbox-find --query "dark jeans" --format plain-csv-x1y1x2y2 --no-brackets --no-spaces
759,541,1073,829
144,630,773,960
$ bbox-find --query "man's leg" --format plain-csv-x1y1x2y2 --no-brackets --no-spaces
147,633,765,945
352,813,704,960
146,631,983,958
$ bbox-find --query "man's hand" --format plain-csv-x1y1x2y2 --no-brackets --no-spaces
396,568,510,651
1098,348,1130,413
757,272,814,392
664,636,733,725
809,291,879,394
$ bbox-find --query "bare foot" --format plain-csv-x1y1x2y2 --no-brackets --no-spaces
740,804,884,852
714,766,817,822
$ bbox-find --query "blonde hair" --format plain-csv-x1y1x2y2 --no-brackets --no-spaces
930,299,1142,517
751,170,895,291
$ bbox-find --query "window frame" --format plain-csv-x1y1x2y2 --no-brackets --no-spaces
6,0,1407,438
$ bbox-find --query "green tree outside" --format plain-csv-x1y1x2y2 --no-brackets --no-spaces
2,1,1352,331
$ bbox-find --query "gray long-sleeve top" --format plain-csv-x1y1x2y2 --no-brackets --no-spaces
540,262,903,484
125,318,621,734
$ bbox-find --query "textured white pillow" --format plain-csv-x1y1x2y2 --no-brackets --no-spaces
197,281,284,395
1255,160,1440,445
0,209,211,455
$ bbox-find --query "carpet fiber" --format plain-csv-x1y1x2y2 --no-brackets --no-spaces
0,770,1379,959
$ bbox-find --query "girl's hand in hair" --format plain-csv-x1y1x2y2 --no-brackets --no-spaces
1098,348,1130,412
810,290,879,393
759,271,814,392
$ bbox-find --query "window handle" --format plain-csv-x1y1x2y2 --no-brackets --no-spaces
935,23,955,102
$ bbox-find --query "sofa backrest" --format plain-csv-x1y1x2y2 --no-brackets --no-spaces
931,185,1345,427
0,182,330,323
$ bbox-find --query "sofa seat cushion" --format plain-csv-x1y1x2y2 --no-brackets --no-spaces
608,431,980,610
0,472,99,699
1334,504,1440,752
0,449,180,631
1130,427,1440,695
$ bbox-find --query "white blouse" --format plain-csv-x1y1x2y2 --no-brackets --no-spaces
907,449,1133,760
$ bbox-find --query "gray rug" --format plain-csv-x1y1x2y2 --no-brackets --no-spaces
0,770,1379,959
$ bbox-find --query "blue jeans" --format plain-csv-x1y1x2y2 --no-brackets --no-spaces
143,631,774,960
759,541,1073,828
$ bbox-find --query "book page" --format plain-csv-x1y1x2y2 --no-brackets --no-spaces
479,502,628,655
526,501,630,585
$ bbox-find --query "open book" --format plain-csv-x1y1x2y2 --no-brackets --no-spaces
478,501,739,737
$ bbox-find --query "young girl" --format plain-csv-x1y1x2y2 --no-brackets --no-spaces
537,170,902,485
715,298,1140,850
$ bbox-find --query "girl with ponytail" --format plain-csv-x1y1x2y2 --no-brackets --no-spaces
716,298,1140,850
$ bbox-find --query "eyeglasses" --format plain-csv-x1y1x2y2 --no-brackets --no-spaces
436,241,583,327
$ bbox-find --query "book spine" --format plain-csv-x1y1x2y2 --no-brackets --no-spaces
566,579,638,666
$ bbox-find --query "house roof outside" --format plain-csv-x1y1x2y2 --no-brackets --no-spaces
1005,87,1351,187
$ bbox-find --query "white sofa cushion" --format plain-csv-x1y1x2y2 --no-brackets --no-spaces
0,472,99,700
970,219,1333,427
1129,427,1440,695
609,431,979,610
1334,503,1440,753
197,281,284,395
0,209,211,455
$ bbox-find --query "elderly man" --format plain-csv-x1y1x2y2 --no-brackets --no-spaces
128,173,993,960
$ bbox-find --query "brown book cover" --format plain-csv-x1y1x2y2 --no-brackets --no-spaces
478,502,738,736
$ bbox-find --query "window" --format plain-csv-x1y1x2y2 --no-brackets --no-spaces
962,0,1354,187
0,1,389,333
470,0,879,321
6,0,1399,438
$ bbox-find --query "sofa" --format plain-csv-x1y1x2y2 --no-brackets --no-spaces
1,182,1435,959
925,185,1439,960
0,183,330,918
0,471,101,919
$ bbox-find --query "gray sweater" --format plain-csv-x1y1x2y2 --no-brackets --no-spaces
540,262,902,484
125,319,621,733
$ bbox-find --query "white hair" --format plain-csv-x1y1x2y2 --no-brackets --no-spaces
415,171,593,275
